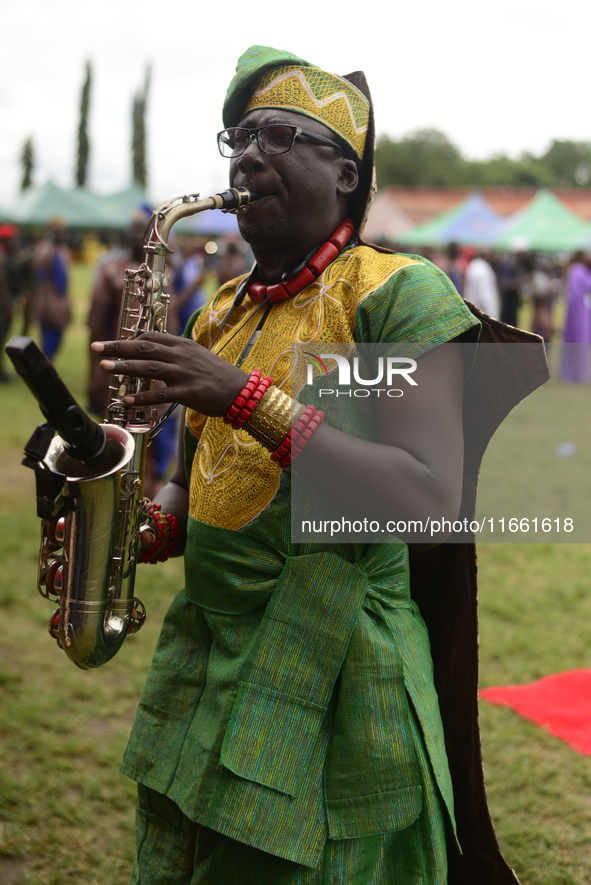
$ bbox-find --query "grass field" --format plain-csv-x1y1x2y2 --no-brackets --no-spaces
1,267,591,883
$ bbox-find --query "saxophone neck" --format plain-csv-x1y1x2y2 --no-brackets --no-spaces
145,187,260,255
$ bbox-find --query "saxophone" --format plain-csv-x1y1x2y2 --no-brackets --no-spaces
7,187,259,669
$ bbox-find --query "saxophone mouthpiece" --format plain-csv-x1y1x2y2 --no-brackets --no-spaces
217,187,261,214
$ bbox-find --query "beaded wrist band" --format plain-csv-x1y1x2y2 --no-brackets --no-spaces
275,406,325,468
291,409,325,455
138,502,181,565
224,370,261,425
244,385,305,452
231,374,274,429
270,403,316,464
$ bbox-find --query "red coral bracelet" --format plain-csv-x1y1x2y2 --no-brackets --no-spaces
273,405,325,468
231,374,273,429
224,370,261,424
138,502,181,565
270,404,316,462
281,411,324,467
291,411,325,457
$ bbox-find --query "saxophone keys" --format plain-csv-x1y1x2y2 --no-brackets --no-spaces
127,598,146,635
44,559,63,596
146,277,161,295
42,517,65,553
48,608,61,640
47,517,65,546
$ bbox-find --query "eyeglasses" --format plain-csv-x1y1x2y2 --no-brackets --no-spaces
217,124,343,159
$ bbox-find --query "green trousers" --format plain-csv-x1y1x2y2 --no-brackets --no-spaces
131,793,446,885
130,709,449,885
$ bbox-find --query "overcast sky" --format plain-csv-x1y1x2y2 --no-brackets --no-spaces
1,0,589,208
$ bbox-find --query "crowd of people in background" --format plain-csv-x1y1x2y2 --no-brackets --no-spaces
0,223,34,380
0,217,75,374
421,241,564,343
2,215,590,490
0,211,252,494
417,241,591,382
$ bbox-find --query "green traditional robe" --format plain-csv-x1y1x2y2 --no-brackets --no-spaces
121,245,480,871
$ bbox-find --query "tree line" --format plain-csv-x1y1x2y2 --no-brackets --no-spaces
19,79,591,195
375,128,591,190
19,60,151,193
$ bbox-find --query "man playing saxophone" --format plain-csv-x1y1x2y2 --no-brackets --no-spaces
92,46,542,885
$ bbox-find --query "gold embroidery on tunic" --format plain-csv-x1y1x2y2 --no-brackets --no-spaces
187,248,418,530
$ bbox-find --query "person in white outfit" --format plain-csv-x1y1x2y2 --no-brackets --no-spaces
463,249,499,318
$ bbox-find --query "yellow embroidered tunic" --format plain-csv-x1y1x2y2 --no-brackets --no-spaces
121,245,480,868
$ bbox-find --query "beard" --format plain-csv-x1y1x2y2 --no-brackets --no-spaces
237,215,274,243
232,178,283,245
236,202,285,247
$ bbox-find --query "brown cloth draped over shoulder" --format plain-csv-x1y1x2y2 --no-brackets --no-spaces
347,55,548,877
410,309,549,885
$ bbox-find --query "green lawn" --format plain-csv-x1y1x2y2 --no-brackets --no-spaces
475,344,591,543
1,269,590,883
0,268,183,884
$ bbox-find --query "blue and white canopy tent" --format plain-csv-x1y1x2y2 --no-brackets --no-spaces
396,192,508,247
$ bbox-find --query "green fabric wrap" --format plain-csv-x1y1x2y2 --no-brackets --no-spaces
220,552,370,798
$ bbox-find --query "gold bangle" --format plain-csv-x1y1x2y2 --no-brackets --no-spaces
244,386,304,452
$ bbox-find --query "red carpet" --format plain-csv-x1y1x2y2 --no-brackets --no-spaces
480,669,591,755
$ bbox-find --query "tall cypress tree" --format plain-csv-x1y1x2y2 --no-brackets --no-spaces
75,60,92,188
132,66,151,190
20,136,34,191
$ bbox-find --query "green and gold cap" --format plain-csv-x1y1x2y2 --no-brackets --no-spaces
223,45,370,160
